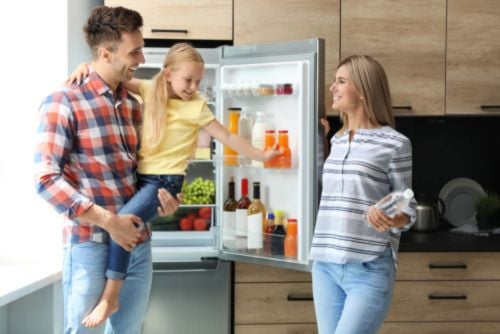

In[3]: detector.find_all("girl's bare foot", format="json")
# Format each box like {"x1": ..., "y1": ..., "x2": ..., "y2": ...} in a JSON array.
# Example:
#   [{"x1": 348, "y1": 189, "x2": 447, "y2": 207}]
[
  {"x1": 82, "y1": 298, "x2": 119, "y2": 327},
  {"x1": 82, "y1": 279, "x2": 123, "y2": 327}
]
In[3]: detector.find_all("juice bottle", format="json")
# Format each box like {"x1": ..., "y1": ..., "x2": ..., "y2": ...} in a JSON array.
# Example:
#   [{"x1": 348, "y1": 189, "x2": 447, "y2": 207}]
[
  {"x1": 284, "y1": 218, "x2": 298, "y2": 259},
  {"x1": 224, "y1": 108, "x2": 240, "y2": 166},
  {"x1": 263, "y1": 129, "x2": 278, "y2": 168},
  {"x1": 277, "y1": 130, "x2": 291, "y2": 168}
]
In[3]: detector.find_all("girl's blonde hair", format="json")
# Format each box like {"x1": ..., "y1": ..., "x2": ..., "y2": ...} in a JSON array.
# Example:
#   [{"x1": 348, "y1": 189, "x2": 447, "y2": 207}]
[
  {"x1": 141, "y1": 43, "x2": 204, "y2": 153},
  {"x1": 337, "y1": 55, "x2": 394, "y2": 133}
]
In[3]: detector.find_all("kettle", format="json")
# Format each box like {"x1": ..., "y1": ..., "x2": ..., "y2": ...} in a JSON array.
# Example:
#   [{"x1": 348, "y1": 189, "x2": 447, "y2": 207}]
[{"x1": 412, "y1": 195, "x2": 445, "y2": 232}]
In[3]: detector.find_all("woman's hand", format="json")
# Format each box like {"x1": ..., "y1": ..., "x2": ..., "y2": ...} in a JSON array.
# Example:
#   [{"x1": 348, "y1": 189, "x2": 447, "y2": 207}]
[
  {"x1": 262, "y1": 144, "x2": 281, "y2": 161},
  {"x1": 65, "y1": 62, "x2": 89, "y2": 85},
  {"x1": 366, "y1": 207, "x2": 410, "y2": 232},
  {"x1": 320, "y1": 118, "x2": 330, "y2": 137}
]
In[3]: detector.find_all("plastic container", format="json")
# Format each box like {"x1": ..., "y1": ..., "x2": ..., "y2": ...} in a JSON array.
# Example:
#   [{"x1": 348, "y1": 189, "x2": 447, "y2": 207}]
[
  {"x1": 284, "y1": 218, "x2": 297, "y2": 259},
  {"x1": 368, "y1": 189, "x2": 414, "y2": 219}
]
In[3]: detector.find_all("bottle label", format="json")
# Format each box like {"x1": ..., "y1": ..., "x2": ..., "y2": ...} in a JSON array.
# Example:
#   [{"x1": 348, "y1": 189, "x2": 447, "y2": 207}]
[
  {"x1": 247, "y1": 213, "x2": 263, "y2": 249},
  {"x1": 235, "y1": 209, "x2": 248, "y2": 236}
]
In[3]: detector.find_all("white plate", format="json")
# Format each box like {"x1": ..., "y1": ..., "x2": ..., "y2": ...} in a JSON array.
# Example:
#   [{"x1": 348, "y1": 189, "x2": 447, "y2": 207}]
[{"x1": 438, "y1": 177, "x2": 486, "y2": 227}]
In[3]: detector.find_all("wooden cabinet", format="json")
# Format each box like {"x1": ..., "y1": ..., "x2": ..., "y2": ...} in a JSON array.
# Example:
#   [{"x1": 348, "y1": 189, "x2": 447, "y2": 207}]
[
  {"x1": 381, "y1": 252, "x2": 500, "y2": 333},
  {"x1": 341, "y1": 0, "x2": 446, "y2": 116},
  {"x1": 234, "y1": 263, "x2": 317, "y2": 334},
  {"x1": 446, "y1": 0, "x2": 500, "y2": 115},
  {"x1": 104, "y1": 0, "x2": 232, "y2": 41},
  {"x1": 234, "y1": 0, "x2": 340, "y2": 115}
]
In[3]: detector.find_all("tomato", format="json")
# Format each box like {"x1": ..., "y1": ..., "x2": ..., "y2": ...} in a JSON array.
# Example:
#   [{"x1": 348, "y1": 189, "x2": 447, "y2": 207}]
[
  {"x1": 179, "y1": 217, "x2": 194, "y2": 231},
  {"x1": 193, "y1": 218, "x2": 208, "y2": 231},
  {"x1": 186, "y1": 212, "x2": 197, "y2": 220},
  {"x1": 198, "y1": 207, "x2": 212, "y2": 220}
]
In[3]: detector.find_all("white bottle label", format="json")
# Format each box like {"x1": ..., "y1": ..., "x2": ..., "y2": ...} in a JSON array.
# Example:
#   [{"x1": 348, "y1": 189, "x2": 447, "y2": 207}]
[
  {"x1": 235, "y1": 209, "x2": 248, "y2": 236},
  {"x1": 247, "y1": 213, "x2": 263, "y2": 249}
]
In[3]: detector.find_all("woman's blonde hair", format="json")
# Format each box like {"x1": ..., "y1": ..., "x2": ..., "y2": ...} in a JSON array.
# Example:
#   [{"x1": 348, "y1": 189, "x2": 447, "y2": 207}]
[
  {"x1": 337, "y1": 55, "x2": 394, "y2": 133},
  {"x1": 141, "y1": 43, "x2": 204, "y2": 153}
]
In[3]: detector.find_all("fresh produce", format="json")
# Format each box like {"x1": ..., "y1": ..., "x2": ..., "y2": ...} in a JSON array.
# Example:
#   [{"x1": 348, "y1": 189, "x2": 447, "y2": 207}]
[
  {"x1": 193, "y1": 218, "x2": 209, "y2": 231},
  {"x1": 198, "y1": 207, "x2": 212, "y2": 220},
  {"x1": 179, "y1": 217, "x2": 194, "y2": 231},
  {"x1": 180, "y1": 177, "x2": 215, "y2": 205}
]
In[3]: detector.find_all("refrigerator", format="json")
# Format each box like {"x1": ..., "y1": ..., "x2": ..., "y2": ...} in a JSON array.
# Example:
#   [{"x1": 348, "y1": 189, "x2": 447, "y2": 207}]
[{"x1": 136, "y1": 38, "x2": 325, "y2": 333}]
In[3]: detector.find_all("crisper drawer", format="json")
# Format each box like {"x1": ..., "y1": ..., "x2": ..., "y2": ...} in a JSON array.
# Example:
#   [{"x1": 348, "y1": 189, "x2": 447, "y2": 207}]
[
  {"x1": 235, "y1": 324, "x2": 317, "y2": 334},
  {"x1": 235, "y1": 262, "x2": 312, "y2": 283},
  {"x1": 380, "y1": 322, "x2": 500, "y2": 334},
  {"x1": 235, "y1": 282, "x2": 315, "y2": 324},
  {"x1": 386, "y1": 281, "x2": 500, "y2": 322},
  {"x1": 397, "y1": 252, "x2": 500, "y2": 280}
]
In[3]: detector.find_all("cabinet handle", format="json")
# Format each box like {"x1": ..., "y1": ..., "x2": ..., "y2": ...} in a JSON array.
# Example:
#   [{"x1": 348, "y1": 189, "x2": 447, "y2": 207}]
[
  {"x1": 428, "y1": 263, "x2": 467, "y2": 269},
  {"x1": 287, "y1": 293, "x2": 313, "y2": 301},
  {"x1": 428, "y1": 294, "x2": 467, "y2": 300},
  {"x1": 151, "y1": 29, "x2": 189, "y2": 34},
  {"x1": 480, "y1": 105, "x2": 500, "y2": 111},
  {"x1": 392, "y1": 106, "x2": 412, "y2": 112}
]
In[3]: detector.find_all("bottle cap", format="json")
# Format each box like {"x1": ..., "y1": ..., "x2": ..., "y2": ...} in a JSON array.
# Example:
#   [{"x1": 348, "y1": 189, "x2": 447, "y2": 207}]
[
  {"x1": 267, "y1": 213, "x2": 274, "y2": 219},
  {"x1": 403, "y1": 189, "x2": 414, "y2": 200},
  {"x1": 241, "y1": 178, "x2": 248, "y2": 195},
  {"x1": 274, "y1": 210, "x2": 284, "y2": 217},
  {"x1": 278, "y1": 130, "x2": 288, "y2": 134}
]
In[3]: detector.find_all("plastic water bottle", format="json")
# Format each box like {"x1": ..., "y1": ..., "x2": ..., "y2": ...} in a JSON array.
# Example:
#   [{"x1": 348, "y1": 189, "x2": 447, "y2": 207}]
[{"x1": 372, "y1": 189, "x2": 414, "y2": 218}]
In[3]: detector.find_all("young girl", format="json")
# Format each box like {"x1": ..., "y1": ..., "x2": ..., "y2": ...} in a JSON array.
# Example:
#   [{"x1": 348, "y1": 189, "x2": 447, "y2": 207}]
[{"x1": 70, "y1": 43, "x2": 279, "y2": 327}]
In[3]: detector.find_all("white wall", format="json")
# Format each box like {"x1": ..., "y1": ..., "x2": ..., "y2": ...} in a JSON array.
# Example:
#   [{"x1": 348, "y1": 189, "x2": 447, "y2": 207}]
[{"x1": 0, "y1": 0, "x2": 101, "y2": 263}]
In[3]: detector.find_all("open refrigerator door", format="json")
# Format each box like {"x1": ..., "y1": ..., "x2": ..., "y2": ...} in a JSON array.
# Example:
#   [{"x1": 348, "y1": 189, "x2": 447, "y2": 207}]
[{"x1": 215, "y1": 39, "x2": 325, "y2": 271}]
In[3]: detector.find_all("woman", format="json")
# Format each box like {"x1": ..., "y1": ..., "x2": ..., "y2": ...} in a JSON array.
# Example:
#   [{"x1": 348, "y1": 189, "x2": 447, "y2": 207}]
[{"x1": 310, "y1": 55, "x2": 416, "y2": 334}]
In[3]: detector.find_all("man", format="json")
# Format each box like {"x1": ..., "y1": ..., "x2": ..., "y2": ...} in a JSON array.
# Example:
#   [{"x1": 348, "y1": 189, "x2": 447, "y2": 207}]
[{"x1": 34, "y1": 6, "x2": 179, "y2": 333}]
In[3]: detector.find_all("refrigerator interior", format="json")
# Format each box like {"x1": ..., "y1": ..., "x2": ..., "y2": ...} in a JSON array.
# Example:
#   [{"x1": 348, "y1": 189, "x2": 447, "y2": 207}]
[{"x1": 216, "y1": 57, "x2": 315, "y2": 266}]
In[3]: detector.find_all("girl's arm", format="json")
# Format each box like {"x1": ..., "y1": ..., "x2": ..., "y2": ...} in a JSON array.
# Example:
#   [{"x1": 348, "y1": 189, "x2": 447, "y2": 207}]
[
  {"x1": 65, "y1": 62, "x2": 141, "y2": 94},
  {"x1": 203, "y1": 119, "x2": 280, "y2": 162}
]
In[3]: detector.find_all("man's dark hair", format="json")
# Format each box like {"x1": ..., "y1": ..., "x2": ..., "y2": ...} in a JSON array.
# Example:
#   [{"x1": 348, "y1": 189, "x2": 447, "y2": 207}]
[{"x1": 83, "y1": 6, "x2": 143, "y2": 56}]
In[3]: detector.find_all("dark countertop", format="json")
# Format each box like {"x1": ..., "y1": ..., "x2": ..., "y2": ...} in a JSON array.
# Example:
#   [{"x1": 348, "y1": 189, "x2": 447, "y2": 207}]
[{"x1": 400, "y1": 226, "x2": 500, "y2": 252}]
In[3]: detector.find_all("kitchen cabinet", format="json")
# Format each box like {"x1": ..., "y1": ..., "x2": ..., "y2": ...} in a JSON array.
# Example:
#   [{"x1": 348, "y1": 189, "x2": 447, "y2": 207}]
[
  {"x1": 104, "y1": 0, "x2": 232, "y2": 41},
  {"x1": 446, "y1": 0, "x2": 500, "y2": 115},
  {"x1": 381, "y1": 252, "x2": 500, "y2": 333},
  {"x1": 234, "y1": 262, "x2": 317, "y2": 334},
  {"x1": 234, "y1": 0, "x2": 340, "y2": 115},
  {"x1": 341, "y1": 0, "x2": 446, "y2": 116}
]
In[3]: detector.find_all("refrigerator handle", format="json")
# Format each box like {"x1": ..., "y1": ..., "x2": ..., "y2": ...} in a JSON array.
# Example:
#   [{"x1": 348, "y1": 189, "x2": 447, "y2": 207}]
[
  {"x1": 153, "y1": 257, "x2": 219, "y2": 273},
  {"x1": 287, "y1": 293, "x2": 314, "y2": 301}
]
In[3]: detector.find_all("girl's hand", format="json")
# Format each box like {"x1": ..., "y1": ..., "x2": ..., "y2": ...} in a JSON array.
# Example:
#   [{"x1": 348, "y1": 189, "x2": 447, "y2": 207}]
[
  {"x1": 262, "y1": 144, "x2": 281, "y2": 161},
  {"x1": 65, "y1": 62, "x2": 89, "y2": 85},
  {"x1": 366, "y1": 207, "x2": 410, "y2": 232}
]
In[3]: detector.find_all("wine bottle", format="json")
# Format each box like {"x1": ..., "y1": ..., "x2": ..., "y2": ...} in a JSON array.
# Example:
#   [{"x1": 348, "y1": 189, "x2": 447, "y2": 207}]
[
  {"x1": 247, "y1": 182, "x2": 266, "y2": 252},
  {"x1": 235, "y1": 178, "x2": 251, "y2": 249},
  {"x1": 222, "y1": 177, "x2": 238, "y2": 248}
]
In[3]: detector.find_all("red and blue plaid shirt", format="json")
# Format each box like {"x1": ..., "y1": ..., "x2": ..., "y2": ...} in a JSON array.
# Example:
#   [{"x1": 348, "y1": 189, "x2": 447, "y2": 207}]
[{"x1": 35, "y1": 67, "x2": 149, "y2": 246}]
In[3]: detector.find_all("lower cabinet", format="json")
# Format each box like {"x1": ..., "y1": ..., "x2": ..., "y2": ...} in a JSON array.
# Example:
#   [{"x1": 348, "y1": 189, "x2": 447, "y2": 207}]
[
  {"x1": 234, "y1": 263, "x2": 316, "y2": 334},
  {"x1": 381, "y1": 252, "x2": 500, "y2": 333},
  {"x1": 235, "y1": 253, "x2": 500, "y2": 333}
]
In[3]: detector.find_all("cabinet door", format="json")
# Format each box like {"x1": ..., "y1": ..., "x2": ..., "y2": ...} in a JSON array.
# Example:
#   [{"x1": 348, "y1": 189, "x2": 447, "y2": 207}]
[
  {"x1": 234, "y1": 0, "x2": 340, "y2": 115},
  {"x1": 105, "y1": 0, "x2": 232, "y2": 40},
  {"x1": 447, "y1": 0, "x2": 500, "y2": 114},
  {"x1": 341, "y1": 0, "x2": 446, "y2": 115}
]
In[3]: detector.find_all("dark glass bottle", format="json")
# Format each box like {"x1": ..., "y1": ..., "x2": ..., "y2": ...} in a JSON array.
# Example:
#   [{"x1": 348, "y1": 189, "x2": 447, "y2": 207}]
[{"x1": 271, "y1": 210, "x2": 286, "y2": 256}]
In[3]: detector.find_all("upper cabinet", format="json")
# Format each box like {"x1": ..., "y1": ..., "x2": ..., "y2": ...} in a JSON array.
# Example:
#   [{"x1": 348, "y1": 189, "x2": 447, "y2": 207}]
[
  {"x1": 234, "y1": 0, "x2": 340, "y2": 115},
  {"x1": 104, "y1": 0, "x2": 233, "y2": 41},
  {"x1": 447, "y1": 0, "x2": 500, "y2": 115},
  {"x1": 341, "y1": 0, "x2": 447, "y2": 116}
]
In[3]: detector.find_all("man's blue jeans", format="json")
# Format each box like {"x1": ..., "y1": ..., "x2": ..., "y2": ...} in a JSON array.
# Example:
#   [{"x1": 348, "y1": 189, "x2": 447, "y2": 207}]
[
  {"x1": 62, "y1": 240, "x2": 152, "y2": 333},
  {"x1": 312, "y1": 248, "x2": 395, "y2": 334},
  {"x1": 107, "y1": 174, "x2": 183, "y2": 280}
]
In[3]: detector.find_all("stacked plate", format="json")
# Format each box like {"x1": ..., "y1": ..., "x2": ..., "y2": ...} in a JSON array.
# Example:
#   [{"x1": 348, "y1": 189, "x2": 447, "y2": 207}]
[{"x1": 439, "y1": 177, "x2": 485, "y2": 227}]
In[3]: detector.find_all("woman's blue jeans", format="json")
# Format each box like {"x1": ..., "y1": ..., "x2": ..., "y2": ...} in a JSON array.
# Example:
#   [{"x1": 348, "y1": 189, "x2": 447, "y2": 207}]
[
  {"x1": 312, "y1": 248, "x2": 395, "y2": 334},
  {"x1": 107, "y1": 174, "x2": 183, "y2": 280}
]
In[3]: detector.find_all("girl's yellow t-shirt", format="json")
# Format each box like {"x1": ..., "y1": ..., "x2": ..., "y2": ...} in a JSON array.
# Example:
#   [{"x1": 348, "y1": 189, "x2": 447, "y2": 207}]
[{"x1": 137, "y1": 80, "x2": 215, "y2": 175}]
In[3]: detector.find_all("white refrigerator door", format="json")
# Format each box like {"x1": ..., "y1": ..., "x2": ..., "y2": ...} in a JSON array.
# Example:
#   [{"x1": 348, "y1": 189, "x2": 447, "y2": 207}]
[{"x1": 216, "y1": 39, "x2": 325, "y2": 272}]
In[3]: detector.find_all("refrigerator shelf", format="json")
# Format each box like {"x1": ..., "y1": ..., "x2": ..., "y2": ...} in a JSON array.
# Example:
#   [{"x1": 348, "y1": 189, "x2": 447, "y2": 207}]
[{"x1": 179, "y1": 204, "x2": 216, "y2": 208}]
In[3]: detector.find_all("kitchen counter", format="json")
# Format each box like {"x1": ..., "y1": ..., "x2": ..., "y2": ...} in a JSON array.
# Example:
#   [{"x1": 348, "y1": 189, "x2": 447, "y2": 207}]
[{"x1": 400, "y1": 227, "x2": 500, "y2": 252}]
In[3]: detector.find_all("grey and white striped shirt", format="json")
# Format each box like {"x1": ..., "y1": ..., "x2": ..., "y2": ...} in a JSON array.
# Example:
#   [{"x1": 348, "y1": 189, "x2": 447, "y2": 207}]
[{"x1": 310, "y1": 126, "x2": 416, "y2": 265}]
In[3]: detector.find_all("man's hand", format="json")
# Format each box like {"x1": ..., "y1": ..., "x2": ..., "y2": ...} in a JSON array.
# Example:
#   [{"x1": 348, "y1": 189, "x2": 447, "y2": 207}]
[
  {"x1": 366, "y1": 207, "x2": 410, "y2": 232},
  {"x1": 157, "y1": 188, "x2": 181, "y2": 217},
  {"x1": 107, "y1": 214, "x2": 144, "y2": 251}
]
